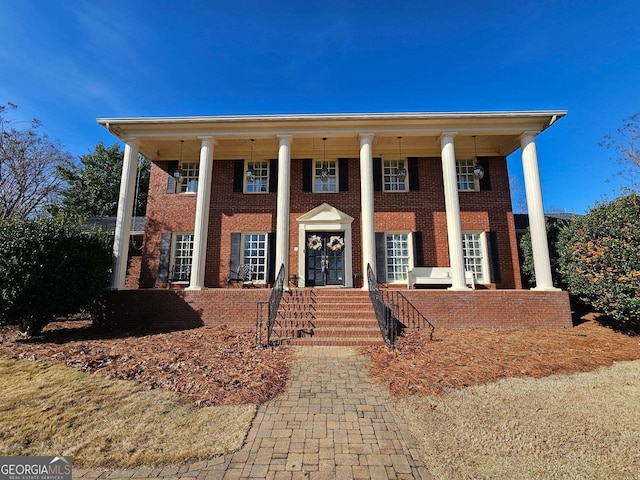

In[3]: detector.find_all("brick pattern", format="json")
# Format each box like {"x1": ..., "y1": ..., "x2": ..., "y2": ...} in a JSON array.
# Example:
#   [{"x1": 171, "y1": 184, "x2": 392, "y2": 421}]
[
  {"x1": 139, "y1": 156, "x2": 522, "y2": 289},
  {"x1": 272, "y1": 290, "x2": 382, "y2": 346},
  {"x1": 75, "y1": 347, "x2": 434, "y2": 479},
  {"x1": 105, "y1": 289, "x2": 572, "y2": 331}
]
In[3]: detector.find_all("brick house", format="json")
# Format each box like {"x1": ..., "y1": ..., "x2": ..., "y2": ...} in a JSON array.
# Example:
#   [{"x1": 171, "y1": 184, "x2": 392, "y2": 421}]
[{"x1": 99, "y1": 112, "x2": 572, "y2": 335}]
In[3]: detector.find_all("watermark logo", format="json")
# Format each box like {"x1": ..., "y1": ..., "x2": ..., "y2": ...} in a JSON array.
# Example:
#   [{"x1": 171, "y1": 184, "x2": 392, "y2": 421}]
[{"x1": 0, "y1": 456, "x2": 72, "y2": 480}]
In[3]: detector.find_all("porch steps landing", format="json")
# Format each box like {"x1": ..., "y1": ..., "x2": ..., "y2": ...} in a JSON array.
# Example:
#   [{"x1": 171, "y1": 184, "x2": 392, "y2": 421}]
[{"x1": 271, "y1": 289, "x2": 383, "y2": 346}]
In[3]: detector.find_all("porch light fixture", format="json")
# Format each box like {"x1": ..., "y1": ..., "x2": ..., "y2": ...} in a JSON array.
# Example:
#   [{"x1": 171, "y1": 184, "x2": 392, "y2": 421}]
[
  {"x1": 173, "y1": 140, "x2": 184, "y2": 179},
  {"x1": 246, "y1": 139, "x2": 256, "y2": 182},
  {"x1": 395, "y1": 136, "x2": 407, "y2": 181},
  {"x1": 472, "y1": 135, "x2": 485, "y2": 180},
  {"x1": 320, "y1": 137, "x2": 329, "y2": 181}
]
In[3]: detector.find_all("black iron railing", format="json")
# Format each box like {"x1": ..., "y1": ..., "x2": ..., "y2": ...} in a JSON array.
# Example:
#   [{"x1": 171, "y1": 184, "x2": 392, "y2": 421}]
[
  {"x1": 366, "y1": 264, "x2": 398, "y2": 348},
  {"x1": 381, "y1": 290, "x2": 434, "y2": 341},
  {"x1": 255, "y1": 264, "x2": 286, "y2": 347}
]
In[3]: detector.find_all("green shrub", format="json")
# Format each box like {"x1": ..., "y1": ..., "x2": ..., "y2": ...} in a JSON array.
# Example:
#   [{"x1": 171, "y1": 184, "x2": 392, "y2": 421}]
[
  {"x1": 0, "y1": 216, "x2": 112, "y2": 336},
  {"x1": 520, "y1": 219, "x2": 568, "y2": 289},
  {"x1": 558, "y1": 194, "x2": 640, "y2": 330}
]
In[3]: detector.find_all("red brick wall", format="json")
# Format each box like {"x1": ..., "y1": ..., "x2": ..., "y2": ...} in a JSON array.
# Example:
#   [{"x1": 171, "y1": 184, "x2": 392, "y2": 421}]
[
  {"x1": 140, "y1": 156, "x2": 522, "y2": 289},
  {"x1": 104, "y1": 289, "x2": 572, "y2": 330},
  {"x1": 401, "y1": 290, "x2": 571, "y2": 328},
  {"x1": 105, "y1": 289, "x2": 270, "y2": 330}
]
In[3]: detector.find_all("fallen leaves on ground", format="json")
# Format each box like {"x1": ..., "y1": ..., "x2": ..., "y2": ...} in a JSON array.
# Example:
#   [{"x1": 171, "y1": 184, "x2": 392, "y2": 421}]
[
  {"x1": 362, "y1": 320, "x2": 640, "y2": 397},
  {"x1": 0, "y1": 321, "x2": 291, "y2": 406}
]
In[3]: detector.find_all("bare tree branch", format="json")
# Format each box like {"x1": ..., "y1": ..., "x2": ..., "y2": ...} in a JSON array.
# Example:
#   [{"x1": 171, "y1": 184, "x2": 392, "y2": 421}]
[{"x1": 0, "y1": 103, "x2": 72, "y2": 219}]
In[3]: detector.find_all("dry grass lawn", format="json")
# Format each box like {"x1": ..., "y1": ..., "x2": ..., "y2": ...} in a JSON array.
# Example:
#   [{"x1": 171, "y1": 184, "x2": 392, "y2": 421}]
[
  {"x1": 399, "y1": 360, "x2": 640, "y2": 479},
  {"x1": 363, "y1": 320, "x2": 640, "y2": 479},
  {"x1": 0, "y1": 359, "x2": 255, "y2": 468}
]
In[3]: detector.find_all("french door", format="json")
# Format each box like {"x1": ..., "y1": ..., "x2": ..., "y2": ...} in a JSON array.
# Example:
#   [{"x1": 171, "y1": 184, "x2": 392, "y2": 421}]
[{"x1": 305, "y1": 232, "x2": 345, "y2": 286}]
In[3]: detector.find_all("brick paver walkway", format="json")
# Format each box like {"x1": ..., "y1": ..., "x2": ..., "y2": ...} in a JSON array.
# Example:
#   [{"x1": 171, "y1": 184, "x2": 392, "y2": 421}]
[{"x1": 75, "y1": 347, "x2": 432, "y2": 479}]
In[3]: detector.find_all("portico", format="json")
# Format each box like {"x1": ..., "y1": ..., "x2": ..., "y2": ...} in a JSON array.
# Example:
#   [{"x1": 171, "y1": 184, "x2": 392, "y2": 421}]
[{"x1": 101, "y1": 111, "x2": 564, "y2": 293}]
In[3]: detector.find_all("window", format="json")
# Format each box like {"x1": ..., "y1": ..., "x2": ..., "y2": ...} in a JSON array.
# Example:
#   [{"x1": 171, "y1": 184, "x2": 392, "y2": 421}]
[
  {"x1": 171, "y1": 233, "x2": 194, "y2": 281},
  {"x1": 456, "y1": 159, "x2": 479, "y2": 191},
  {"x1": 242, "y1": 233, "x2": 267, "y2": 282},
  {"x1": 245, "y1": 161, "x2": 269, "y2": 193},
  {"x1": 313, "y1": 160, "x2": 338, "y2": 192},
  {"x1": 385, "y1": 233, "x2": 410, "y2": 282},
  {"x1": 179, "y1": 162, "x2": 199, "y2": 193},
  {"x1": 383, "y1": 159, "x2": 408, "y2": 192},
  {"x1": 462, "y1": 232, "x2": 487, "y2": 282}
]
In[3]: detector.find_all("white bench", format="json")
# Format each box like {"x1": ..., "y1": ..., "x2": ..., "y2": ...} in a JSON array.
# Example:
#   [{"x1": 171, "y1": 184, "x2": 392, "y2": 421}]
[{"x1": 407, "y1": 267, "x2": 476, "y2": 289}]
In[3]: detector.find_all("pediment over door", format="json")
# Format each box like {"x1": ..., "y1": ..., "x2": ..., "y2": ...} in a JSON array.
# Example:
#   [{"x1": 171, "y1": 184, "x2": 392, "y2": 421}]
[{"x1": 296, "y1": 203, "x2": 354, "y2": 225}]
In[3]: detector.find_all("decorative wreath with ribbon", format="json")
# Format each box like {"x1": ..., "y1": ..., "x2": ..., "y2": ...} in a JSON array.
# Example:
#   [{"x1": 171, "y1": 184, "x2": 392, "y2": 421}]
[
  {"x1": 327, "y1": 235, "x2": 345, "y2": 251},
  {"x1": 307, "y1": 235, "x2": 323, "y2": 251}
]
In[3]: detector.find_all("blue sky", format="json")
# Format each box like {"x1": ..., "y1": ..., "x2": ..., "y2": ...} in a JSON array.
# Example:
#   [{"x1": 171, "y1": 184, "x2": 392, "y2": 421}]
[{"x1": 1, "y1": 0, "x2": 639, "y2": 213}]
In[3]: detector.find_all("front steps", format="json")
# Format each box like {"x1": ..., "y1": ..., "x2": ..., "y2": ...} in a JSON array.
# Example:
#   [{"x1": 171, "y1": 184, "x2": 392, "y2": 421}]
[{"x1": 269, "y1": 289, "x2": 383, "y2": 346}]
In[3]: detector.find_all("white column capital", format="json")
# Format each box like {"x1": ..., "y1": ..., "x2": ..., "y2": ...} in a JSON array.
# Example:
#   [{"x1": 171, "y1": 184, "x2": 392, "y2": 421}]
[
  {"x1": 121, "y1": 136, "x2": 137, "y2": 144},
  {"x1": 197, "y1": 135, "x2": 215, "y2": 143},
  {"x1": 359, "y1": 133, "x2": 375, "y2": 142},
  {"x1": 520, "y1": 131, "x2": 541, "y2": 142},
  {"x1": 439, "y1": 132, "x2": 458, "y2": 143},
  {"x1": 277, "y1": 134, "x2": 293, "y2": 143}
]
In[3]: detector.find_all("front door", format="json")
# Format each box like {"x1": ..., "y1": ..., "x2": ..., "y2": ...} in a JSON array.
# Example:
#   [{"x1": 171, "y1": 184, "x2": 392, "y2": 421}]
[{"x1": 305, "y1": 232, "x2": 345, "y2": 286}]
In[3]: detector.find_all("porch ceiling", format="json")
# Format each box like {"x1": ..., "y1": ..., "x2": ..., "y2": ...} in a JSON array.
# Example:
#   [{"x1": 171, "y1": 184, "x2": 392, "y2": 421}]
[{"x1": 97, "y1": 111, "x2": 566, "y2": 162}]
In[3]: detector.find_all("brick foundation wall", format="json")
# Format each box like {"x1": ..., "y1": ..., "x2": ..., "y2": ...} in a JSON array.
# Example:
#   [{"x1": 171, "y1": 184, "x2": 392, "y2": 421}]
[
  {"x1": 401, "y1": 290, "x2": 572, "y2": 328},
  {"x1": 105, "y1": 289, "x2": 270, "y2": 330},
  {"x1": 140, "y1": 156, "x2": 522, "y2": 289},
  {"x1": 105, "y1": 288, "x2": 572, "y2": 331}
]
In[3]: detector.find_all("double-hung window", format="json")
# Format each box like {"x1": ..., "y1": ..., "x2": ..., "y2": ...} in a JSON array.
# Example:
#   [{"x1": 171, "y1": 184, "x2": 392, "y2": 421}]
[
  {"x1": 242, "y1": 233, "x2": 267, "y2": 282},
  {"x1": 462, "y1": 232, "x2": 488, "y2": 283},
  {"x1": 383, "y1": 159, "x2": 408, "y2": 192},
  {"x1": 245, "y1": 161, "x2": 269, "y2": 193},
  {"x1": 179, "y1": 162, "x2": 199, "y2": 193},
  {"x1": 385, "y1": 232, "x2": 411, "y2": 282},
  {"x1": 456, "y1": 159, "x2": 479, "y2": 191},
  {"x1": 171, "y1": 233, "x2": 194, "y2": 281},
  {"x1": 313, "y1": 160, "x2": 337, "y2": 192}
]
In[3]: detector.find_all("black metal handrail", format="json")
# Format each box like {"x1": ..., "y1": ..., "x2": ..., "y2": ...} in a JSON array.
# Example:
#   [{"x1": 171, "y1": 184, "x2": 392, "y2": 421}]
[
  {"x1": 266, "y1": 264, "x2": 286, "y2": 344},
  {"x1": 381, "y1": 290, "x2": 435, "y2": 341},
  {"x1": 366, "y1": 264, "x2": 398, "y2": 348},
  {"x1": 255, "y1": 264, "x2": 286, "y2": 347}
]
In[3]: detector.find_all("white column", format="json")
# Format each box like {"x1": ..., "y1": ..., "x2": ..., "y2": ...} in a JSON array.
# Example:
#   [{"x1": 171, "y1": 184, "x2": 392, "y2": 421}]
[
  {"x1": 359, "y1": 134, "x2": 376, "y2": 289},
  {"x1": 521, "y1": 132, "x2": 558, "y2": 291},
  {"x1": 440, "y1": 133, "x2": 470, "y2": 290},
  {"x1": 275, "y1": 135, "x2": 292, "y2": 285},
  {"x1": 187, "y1": 137, "x2": 214, "y2": 290},
  {"x1": 110, "y1": 139, "x2": 139, "y2": 290}
]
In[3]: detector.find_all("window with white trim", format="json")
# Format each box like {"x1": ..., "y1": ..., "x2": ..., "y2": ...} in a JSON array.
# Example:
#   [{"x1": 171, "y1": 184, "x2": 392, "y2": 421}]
[
  {"x1": 242, "y1": 233, "x2": 267, "y2": 282},
  {"x1": 462, "y1": 232, "x2": 488, "y2": 282},
  {"x1": 245, "y1": 160, "x2": 269, "y2": 193},
  {"x1": 171, "y1": 233, "x2": 194, "y2": 281},
  {"x1": 313, "y1": 160, "x2": 337, "y2": 192},
  {"x1": 179, "y1": 162, "x2": 199, "y2": 193},
  {"x1": 456, "y1": 159, "x2": 479, "y2": 191},
  {"x1": 383, "y1": 159, "x2": 408, "y2": 192},
  {"x1": 385, "y1": 232, "x2": 411, "y2": 282}
]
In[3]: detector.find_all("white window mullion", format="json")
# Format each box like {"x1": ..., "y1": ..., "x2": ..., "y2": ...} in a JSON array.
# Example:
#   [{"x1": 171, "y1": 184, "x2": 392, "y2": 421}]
[
  {"x1": 242, "y1": 233, "x2": 268, "y2": 282},
  {"x1": 171, "y1": 232, "x2": 194, "y2": 281}
]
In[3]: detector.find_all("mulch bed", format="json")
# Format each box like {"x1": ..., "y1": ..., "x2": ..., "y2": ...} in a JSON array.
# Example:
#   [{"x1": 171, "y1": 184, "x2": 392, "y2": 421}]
[
  {"x1": 0, "y1": 321, "x2": 291, "y2": 406},
  {"x1": 362, "y1": 320, "x2": 640, "y2": 397}
]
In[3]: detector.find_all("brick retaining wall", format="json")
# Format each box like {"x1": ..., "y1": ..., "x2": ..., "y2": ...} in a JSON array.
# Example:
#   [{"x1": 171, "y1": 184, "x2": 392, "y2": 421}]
[{"x1": 105, "y1": 288, "x2": 572, "y2": 331}]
